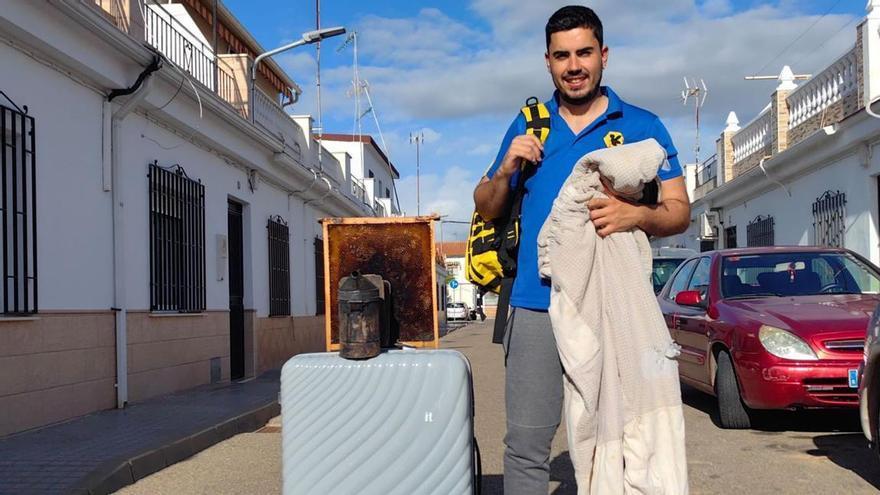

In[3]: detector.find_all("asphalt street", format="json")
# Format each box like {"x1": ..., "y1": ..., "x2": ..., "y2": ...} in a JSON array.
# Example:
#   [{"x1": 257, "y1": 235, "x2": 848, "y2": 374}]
[{"x1": 117, "y1": 320, "x2": 880, "y2": 494}]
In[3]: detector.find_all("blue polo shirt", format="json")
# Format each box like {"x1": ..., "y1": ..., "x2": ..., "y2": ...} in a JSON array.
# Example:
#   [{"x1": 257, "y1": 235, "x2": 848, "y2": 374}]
[{"x1": 486, "y1": 86, "x2": 683, "y2": 311}]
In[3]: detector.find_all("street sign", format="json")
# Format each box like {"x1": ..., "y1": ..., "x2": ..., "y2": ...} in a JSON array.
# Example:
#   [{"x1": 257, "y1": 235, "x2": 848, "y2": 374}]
[{"x1": 449, "y1": 279, "x2": 459, "y2": 289}]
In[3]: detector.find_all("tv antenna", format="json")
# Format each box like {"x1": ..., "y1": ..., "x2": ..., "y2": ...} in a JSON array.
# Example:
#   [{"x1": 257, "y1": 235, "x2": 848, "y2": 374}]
[
  {"x1": 681, "y1": 77, "x2": 708, "y2": 167},
  {"x1": 337, "y1": 32, "x2": 364, "y2": 140},
  {"x1": 338, "y1": 32, "x2": 401, "y2": 215}
]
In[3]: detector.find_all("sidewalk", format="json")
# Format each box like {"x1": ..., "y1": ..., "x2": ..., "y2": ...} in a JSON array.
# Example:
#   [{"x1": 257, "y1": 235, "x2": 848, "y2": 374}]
[{"x1": 0, "y1": 371, "x2": 281, "y2": 495}]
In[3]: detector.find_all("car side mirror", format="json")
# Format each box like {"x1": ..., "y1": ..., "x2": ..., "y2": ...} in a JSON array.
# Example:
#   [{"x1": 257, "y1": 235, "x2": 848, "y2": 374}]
[{"x1": 675, "y1": 290, "x2": 705, "y2": 308}]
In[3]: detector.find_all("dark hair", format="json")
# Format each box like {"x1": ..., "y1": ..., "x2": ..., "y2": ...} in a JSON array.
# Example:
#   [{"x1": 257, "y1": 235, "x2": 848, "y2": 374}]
[{"x1": 545, "y1": 6, "x2": 604, "y2": 49}]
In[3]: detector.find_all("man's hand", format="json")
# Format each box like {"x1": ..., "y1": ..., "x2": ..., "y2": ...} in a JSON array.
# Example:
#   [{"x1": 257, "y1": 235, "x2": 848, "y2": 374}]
[
  {"x1": 495, "y1": 134, "x2": 544, "y2": 179},
  {"x1": 474, "y1": 134, "x2": 544, "y2": 220},
  {"x1": 587, "y1": 176, "x2": 691, "y2": 238},
  {"x1": 588, "y1": 193, "x2": 643, "y2": 238}
]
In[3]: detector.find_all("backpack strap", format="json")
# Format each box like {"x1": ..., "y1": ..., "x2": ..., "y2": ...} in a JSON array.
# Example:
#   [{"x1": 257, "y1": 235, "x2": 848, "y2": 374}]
[
  {"x1": 492, "y1": 97, "x2": 551, "y2": 344},
  {"x1": 520, "y1": 96, "x2": 551, "y2": 145},
  {"x1": 508, "y1": 97, "x2": 551, "y2": 219}
]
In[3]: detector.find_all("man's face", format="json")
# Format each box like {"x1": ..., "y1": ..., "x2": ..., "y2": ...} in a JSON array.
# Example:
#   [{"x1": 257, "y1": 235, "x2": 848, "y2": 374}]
[{"x1": 545, "y1": 27, "x2": 608, "y2": 106}]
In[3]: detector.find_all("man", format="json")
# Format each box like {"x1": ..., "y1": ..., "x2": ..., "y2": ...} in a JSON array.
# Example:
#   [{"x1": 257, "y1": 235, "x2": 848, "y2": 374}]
[{"x1": 472, "y1": 6, "x2": 690, "y2": 493}]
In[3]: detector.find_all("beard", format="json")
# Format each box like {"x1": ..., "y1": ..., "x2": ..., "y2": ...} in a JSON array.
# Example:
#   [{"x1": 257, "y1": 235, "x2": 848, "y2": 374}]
[{"x1": 556, "y1": 70, "x2": 603, "y2": 106}]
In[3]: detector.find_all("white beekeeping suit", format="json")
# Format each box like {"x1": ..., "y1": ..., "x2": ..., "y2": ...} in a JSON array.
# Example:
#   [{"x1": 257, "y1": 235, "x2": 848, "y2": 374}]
[{"x1": 537, "y1": 139, "x2": 689, "y2": 494}]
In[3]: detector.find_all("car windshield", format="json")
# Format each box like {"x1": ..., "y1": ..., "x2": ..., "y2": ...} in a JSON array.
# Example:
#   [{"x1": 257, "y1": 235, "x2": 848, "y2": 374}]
[
  {"x1": 652, "y1": 258, "x2": 686, "y2": 292},
  {"x1": 448, "y1": 303, "x2": 464, "y2": 308},
  {"x1": 721, "y1": 251, "x2": 880, "y2": 299}
]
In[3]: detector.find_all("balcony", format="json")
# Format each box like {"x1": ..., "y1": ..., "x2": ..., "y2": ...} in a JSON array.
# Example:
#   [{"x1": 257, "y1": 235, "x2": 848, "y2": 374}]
[
  {"x1": 91, "y1": 1, "x2": 372, "y2": 215},
  {"x1": 143, "y1": 4, "x2": 246, "y2": 118},
  {"x1": 721, "y1": 35, "x2": 865, "y2": 184},
  {"x1": 253, "y1": 88, "x2": 300, "y2": 144},
  {"x1": 93, "y1": 0, "x2": 129, "y2": 31},
  {"x1": 351, "y1": 176, "x2": 367, "y2": 204},
  {"x1": 787, "y1": 46, "x2": 860, "y2": 147},
  {"x1": 693, "y1": 154, "x2": 717, "y2": 200},
  {"x1": 731, "y1": 108, "x2": 771, "y2": 177}
]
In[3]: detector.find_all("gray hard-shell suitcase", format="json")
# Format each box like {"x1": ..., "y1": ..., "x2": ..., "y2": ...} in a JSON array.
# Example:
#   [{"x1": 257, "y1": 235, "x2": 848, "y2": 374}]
[{"x1": 280, "y1": 349, "x2": 480, "y2": 495}]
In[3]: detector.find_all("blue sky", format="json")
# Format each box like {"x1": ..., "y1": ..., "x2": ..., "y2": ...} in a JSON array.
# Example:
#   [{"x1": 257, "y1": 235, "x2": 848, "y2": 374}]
[{"x1": 225, "y1": 0, "x2": 865, "y2": 239}]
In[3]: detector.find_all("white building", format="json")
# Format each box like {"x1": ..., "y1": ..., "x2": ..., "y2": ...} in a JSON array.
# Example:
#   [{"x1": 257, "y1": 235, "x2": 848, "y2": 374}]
[
  {"x1": 0, "y1": 0, "x2": 390, "y2": 436},
  {"x1": 318, "y1": 133, "x2": 401, "y2": 217},
  {"x1": 437, "y1": 241, "x2": 499, "y2": 317},
  {"x1": 655, "y1": 2, "x2": 880, "y2": 269}
]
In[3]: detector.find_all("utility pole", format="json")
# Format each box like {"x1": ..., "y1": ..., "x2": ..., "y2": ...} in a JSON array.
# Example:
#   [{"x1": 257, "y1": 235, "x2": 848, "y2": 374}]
[
  {"x1": 410, "y1": 131, "x2": 424, "y2": 216},
  {"x1": 681, "y1": 77, "x2": 708, "y2": 167}
]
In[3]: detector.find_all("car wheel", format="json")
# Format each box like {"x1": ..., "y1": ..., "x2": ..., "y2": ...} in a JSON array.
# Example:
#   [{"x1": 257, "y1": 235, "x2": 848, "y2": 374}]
[{"x1": 715, "y1": 351, "x2": 752, "y2": 429}]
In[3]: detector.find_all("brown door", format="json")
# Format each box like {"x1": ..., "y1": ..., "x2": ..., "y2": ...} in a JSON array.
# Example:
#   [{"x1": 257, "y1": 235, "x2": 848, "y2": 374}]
[{"x1": 228, "y1": 200, "x2": 245, "y2": 380}]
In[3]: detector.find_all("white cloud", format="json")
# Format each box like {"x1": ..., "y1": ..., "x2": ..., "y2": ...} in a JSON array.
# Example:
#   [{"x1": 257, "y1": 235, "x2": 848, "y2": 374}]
[
  {"x1": 357, "y1": 9, "x2": 490, "y2": 67},
  {"x1": 347, "y1": 2, "x2": 858, "y2": 159},
  {"x1": 395, "y1": 165, "x2": 480, "y2": 240},
  {"x1": 419, "y1": 127, "x2": 442, "y2": 144},
  {"x1": 701, "y1": 0, "x2": 733, "y2": 17},
  {"x1": 467, "y1": 143, "x2": 496, "y2": 156}
]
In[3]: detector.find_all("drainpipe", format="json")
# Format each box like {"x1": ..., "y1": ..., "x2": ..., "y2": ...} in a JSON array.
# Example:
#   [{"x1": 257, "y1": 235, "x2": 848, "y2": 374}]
[
  {"x1": 757, "y1": 155, "x2": 791, "y2": 197},
  {"x1": 302, "y1": 176, "x2": 332, "y2": 314},
  {"x1": 105, "y1": 57, "x2": 161, "y2": 409},
  {"x1": 304, "y1": 176, "x2": 333, "y2": 207},
  {"x1": 288, "y1": 168, "x2": 318, "y2": 212},
  {"x1": 291, "y1": 168, "x2": 319, "y2": 197}
]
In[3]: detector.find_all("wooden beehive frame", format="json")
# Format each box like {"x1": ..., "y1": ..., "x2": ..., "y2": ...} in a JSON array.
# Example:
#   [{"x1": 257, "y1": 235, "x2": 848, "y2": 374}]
[{"x1": 321, "y1": 216, "x2": 440, "y2": 351}]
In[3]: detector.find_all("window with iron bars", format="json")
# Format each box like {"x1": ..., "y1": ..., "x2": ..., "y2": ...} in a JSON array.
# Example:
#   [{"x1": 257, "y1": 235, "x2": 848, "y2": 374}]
[
  {"x1": 268, "y1": 216, "x2": 290, "y2": 316},
  {"x1": 725, "y1": 226, "x2": 737, "y2": 249},
  {"x1": 812, "y1": 190, "x2": 846, "y2": 248},
  {"x1": 0, "y1": 100, "x2": 37, "y2": 314},
  {"x1": 148, "y1": 163, "x2": 205, "y2": 312},
  {"x1": 314, "y1": 237, "x2": 325, "y2": 315},
  {"x1": 747, "y1": 215, "x2": 774, "y2": 247}
]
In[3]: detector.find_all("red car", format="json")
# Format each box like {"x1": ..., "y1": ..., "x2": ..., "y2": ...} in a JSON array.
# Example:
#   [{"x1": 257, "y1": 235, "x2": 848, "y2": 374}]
[{"x1": 657, "y1": 246, "x2": 880, "y2": 429}]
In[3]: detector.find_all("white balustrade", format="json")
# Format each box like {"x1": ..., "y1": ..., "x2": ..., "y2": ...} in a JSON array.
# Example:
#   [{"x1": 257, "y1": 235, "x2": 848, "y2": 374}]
[
  {"x1": 732, "y1": 109, "x2": 771, "y2": 164},
  {"x1": 787, "y1": 46, "x2": 858, "y2": 129}
]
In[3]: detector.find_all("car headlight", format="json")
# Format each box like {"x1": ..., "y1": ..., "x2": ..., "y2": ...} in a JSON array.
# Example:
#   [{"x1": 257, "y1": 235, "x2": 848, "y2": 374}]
[{"x1": 758, "y1": 325, "x2": 818, "y2": 361}]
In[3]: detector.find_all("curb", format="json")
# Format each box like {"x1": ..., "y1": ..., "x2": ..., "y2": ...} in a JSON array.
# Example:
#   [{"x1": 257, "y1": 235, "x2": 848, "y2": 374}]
[{"x1": 71, "y1": 401, "x2": 280, "y2": 495}]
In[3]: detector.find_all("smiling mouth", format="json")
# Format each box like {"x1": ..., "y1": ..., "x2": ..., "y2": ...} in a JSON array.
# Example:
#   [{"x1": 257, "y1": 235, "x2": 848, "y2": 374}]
[{"x1": 564, "y1": 75, "x2": 588, "y2": 88}]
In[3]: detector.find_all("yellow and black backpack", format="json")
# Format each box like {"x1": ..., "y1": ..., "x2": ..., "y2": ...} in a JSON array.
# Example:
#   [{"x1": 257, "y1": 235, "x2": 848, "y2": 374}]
[{"x1": 466, "y1": 97, "x2": 550, "y2": 343}]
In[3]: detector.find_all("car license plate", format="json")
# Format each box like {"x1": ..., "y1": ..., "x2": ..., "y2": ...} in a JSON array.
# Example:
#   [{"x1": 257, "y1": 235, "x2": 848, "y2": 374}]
[{"x1": 849, "y1": 369, "x2": 859, "y2": 388}]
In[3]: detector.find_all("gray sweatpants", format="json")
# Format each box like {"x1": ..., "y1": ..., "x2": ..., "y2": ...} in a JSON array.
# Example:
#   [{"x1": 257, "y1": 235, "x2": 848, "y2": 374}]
[{"x1": 503, "y1": 307, "x2": 564, "y2": 494}]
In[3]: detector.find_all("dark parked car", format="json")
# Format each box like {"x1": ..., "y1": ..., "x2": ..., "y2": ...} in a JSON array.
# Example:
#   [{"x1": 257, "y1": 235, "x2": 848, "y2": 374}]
[
  {"x1": 652, "y1": 247, "x2": 697, "y2": 294},
  {"x1": 860, "y1": 302, "x2": 880, "y2": 455},
  {"x1": 658, "y1": 247, "x2": 880, "y2": 429}
]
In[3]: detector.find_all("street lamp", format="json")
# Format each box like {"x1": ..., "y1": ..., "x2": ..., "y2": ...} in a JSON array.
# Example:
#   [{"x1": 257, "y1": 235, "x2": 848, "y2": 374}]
[{"x1": 250, "y1": 26, "x2": 347, "y2": 122}]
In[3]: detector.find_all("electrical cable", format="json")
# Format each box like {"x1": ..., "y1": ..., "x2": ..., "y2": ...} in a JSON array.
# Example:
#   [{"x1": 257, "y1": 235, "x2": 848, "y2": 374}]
[
  {"x1": 791, "y1": 15, "x2": 859, "y2": 70},
  {"x1": 751, "y1": 0, "x2": 843, "y2": 77},
  {"x1": 155, "y1": 71, "x2": 185, "y2": 110}
]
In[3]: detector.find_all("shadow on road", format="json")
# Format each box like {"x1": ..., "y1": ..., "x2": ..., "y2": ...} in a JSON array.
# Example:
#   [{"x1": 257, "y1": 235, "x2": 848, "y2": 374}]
[
  {"x1": 550, "y1": 451, "x2": 577, "y2": 494},
  {"x1": 681, "y1": 383, "x2": 864, "y2": 433},
  {"x1": 439, "y1": 320, "x2": 473, "y2": 338},
  {"x1": 680, "y1": 384, "x2": 722, "y2": 427},
  {"x1": 479, "y1": 451, "x2": 577, "y2": 494},
  {"x1": 810, "y1": 434, "x2": 880, "y2": 490},
  {"x1": 681, "y1": 381, "x2": 880, "y2": 488}
]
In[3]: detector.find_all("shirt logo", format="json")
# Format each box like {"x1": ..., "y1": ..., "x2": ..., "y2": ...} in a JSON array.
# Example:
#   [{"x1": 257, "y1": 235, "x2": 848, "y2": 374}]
[{"x1": 604, "y1": 131, "x2": 624, "y2": 148}]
